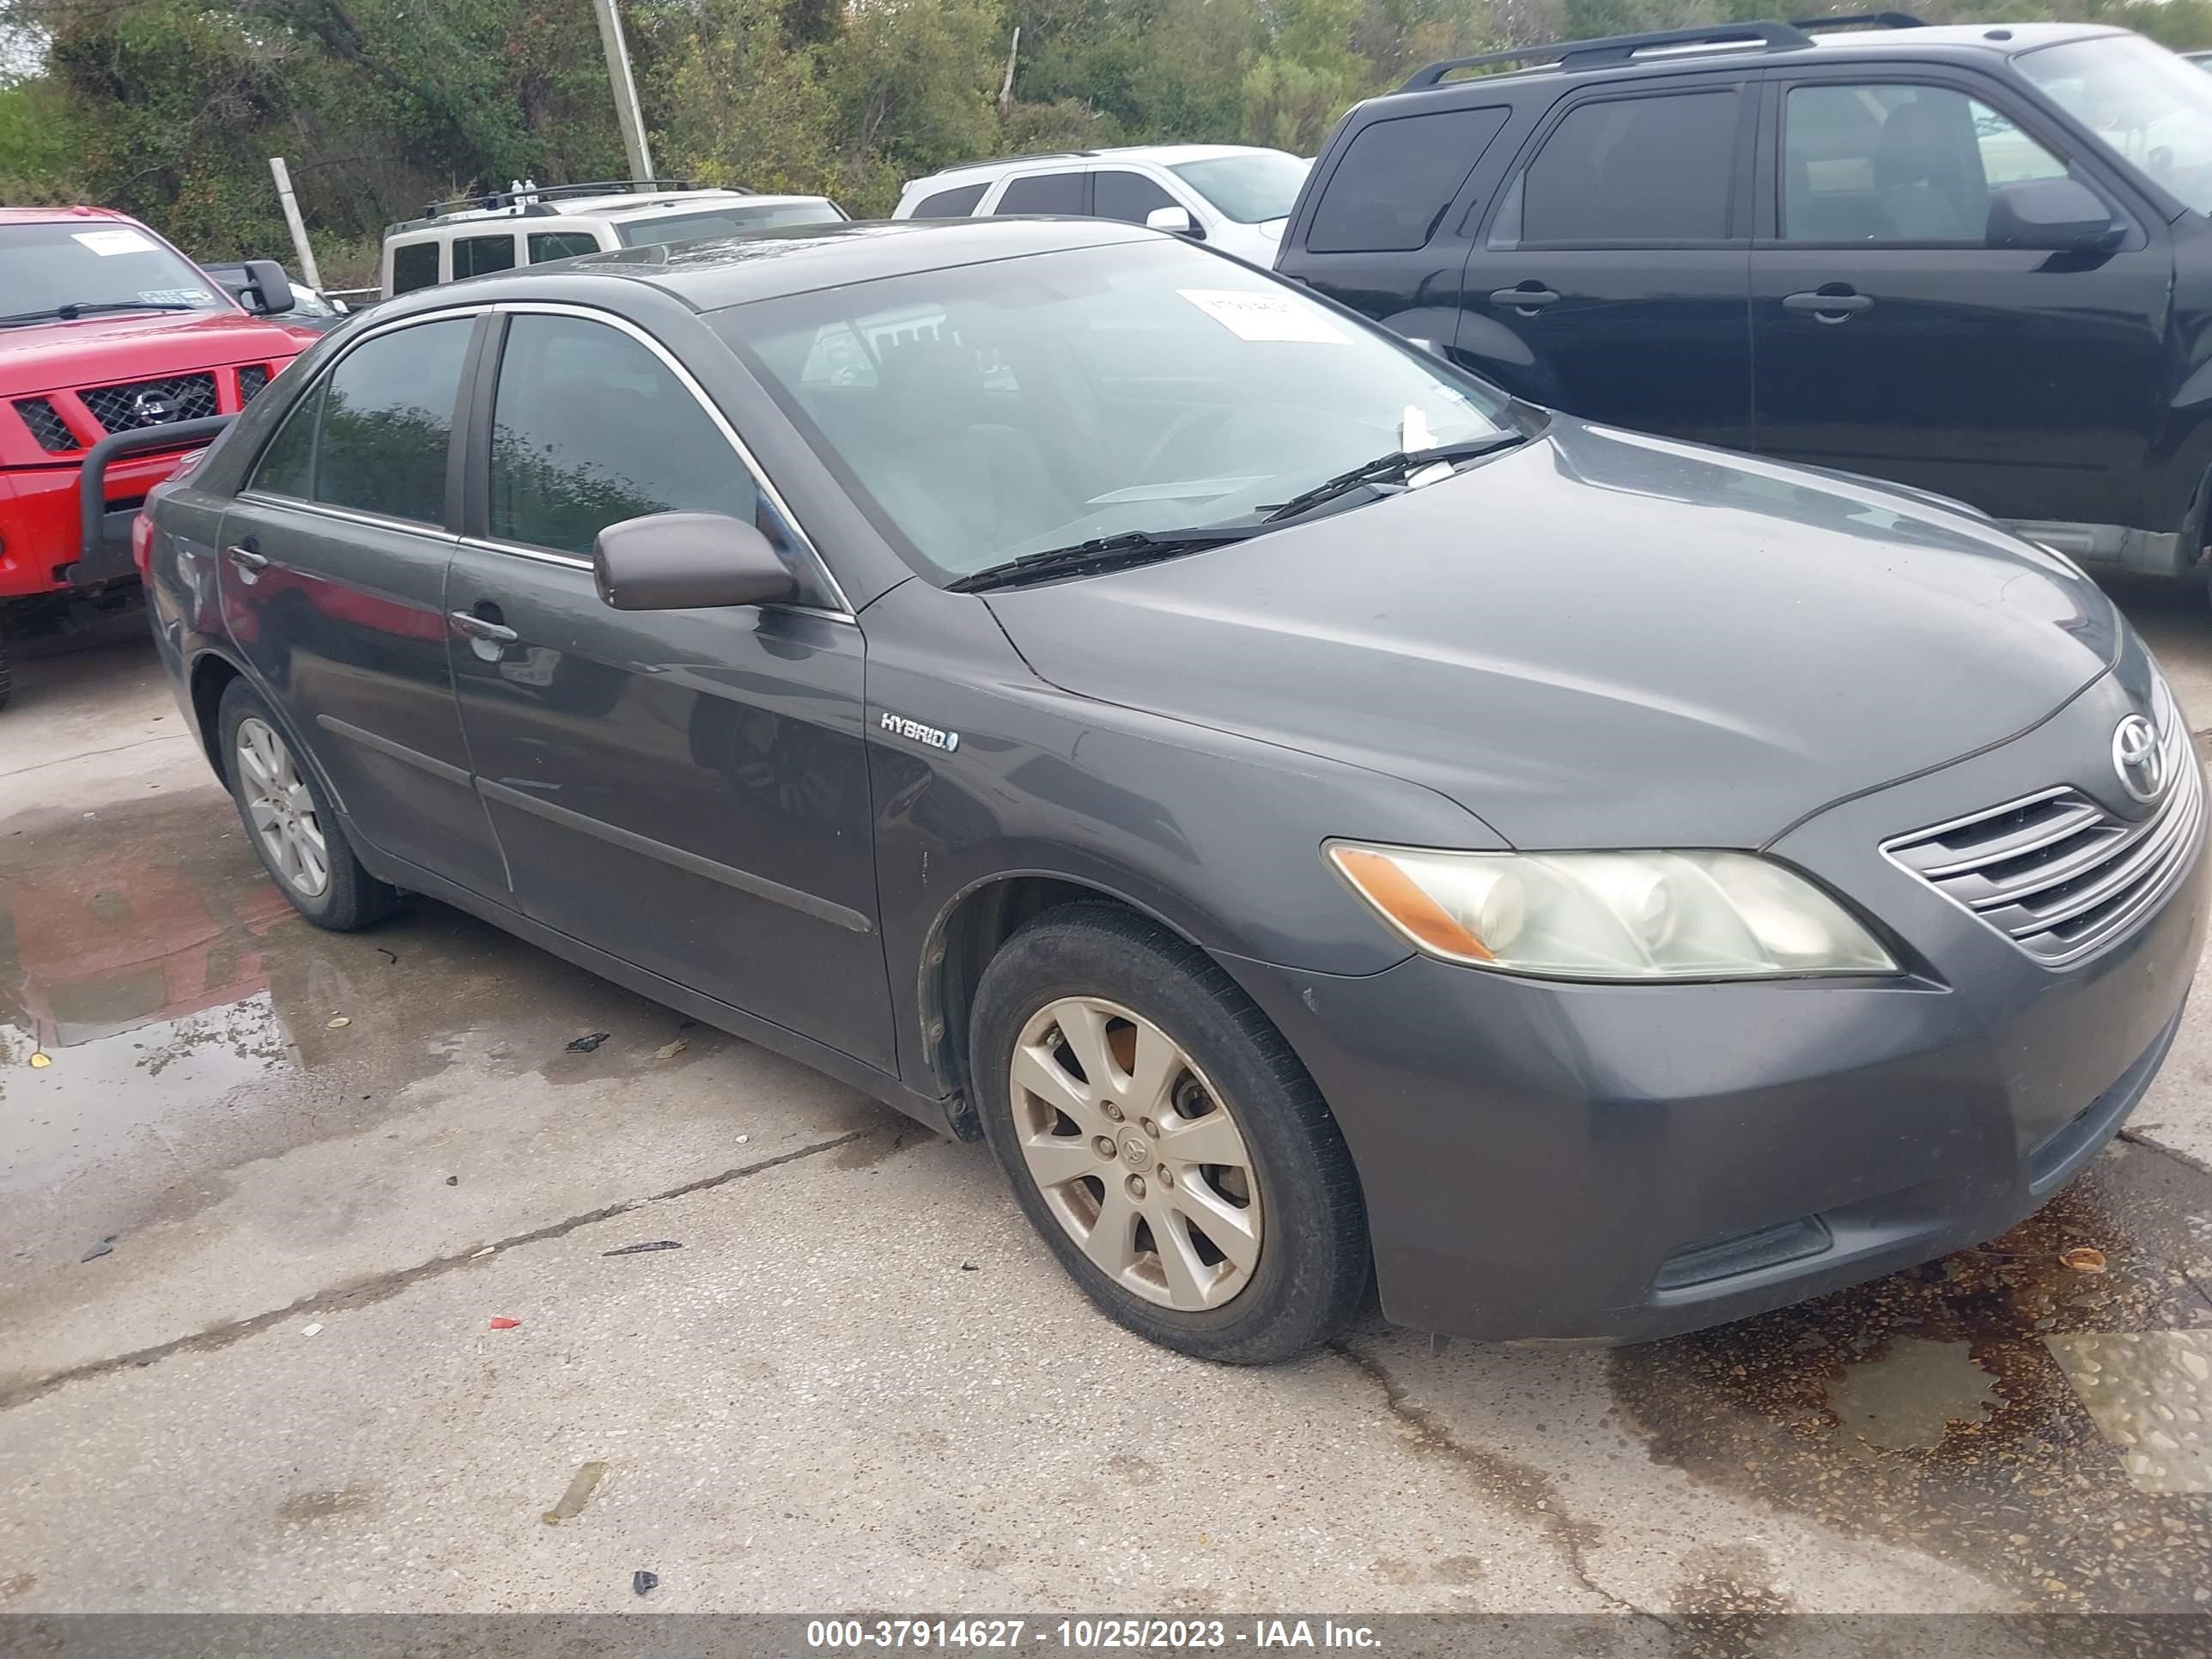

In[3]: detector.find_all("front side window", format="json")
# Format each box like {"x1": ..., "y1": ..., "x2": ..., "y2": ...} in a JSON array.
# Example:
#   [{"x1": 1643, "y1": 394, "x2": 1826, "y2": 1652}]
[
  {"x1": 722, "y1": 240, "x2": 1514, "y2": 580},
  {"x1": 0, "y1": 221, "x2": 230, "y2": 324},
  {"x1": 994, "y1": 173, "x2": 1085, "y2": 215},
  {"x1": 314, "y1": 318, "x2": 473, "y2": 525},
  {"x1": 1505, "y1": 90, "x2": 1739, "y2": 246},
  {"x1": 1093, "y1": 170, "x2": 1181, "y2": 225},
  {"x1": 390, "y1": 241, "x2": 440, "y2": 295},
  {"x1": 1784, "y1": 83, "x2": 2069, "y2": 243},
  {"x1": 613, "y1": 201, "x2": 846, "y2": 248},
  {"x1": 454, "y1": 234, "x2": 518, "y2": 278},
  {"x1": 489, "y1": 313, "x2": 767, "y2": 559},
  {"x1": 1167, "y1": 151, "x2": 1310, "y2": 223},
  {"x1": 529, "y1": 230, "x2": 604, "y2": 264},
  {"x1": 2019, "y1": 33, "x2": 2212, "y2": 216},
  {"x1": 910, "y1": 182, "x2": 988, "y2": 218},
  {"x1": 1308, "y1": 106, "x2": 1510, "y2": 252}
]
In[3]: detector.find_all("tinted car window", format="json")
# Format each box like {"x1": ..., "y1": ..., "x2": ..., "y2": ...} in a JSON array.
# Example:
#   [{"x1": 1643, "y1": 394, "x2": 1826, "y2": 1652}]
[
  {"x1": 995, "y1": 173, "x2": 1085, "y2": 215},
  {"x1": 1309, "y1": 106, "x2": 1510, "y2": 252},
  {"x1": 454, "y1": 234, "x2": 518, "y2": 277},
  {"x1": 529, "y1": 230, "x2": 604, "y2": 263},
  {"x1": 314, "y1": 318, "x2": 472, "y2": 525},
  {"x1": 489, "y1": 313, "x2": 762, "y2": 557},
  {"x1": 1093, "y1": 170, "x2": 1180, "y2": 225},
  {"x1": 909, "y1": 182, "x2": 988, "y2": 217},
  {"x1": 1516, "y1": 91, "x2": 1738, "y2": 244},
  {"x1": 1784, "y1": 84, "x2": 2069, "y2": 243},
  {"x1": 248, "y1": 382, "x2": 322, "y2": 498},
  {"x1": 390, "y1": 241, "x2": 439, "y2": 295}
]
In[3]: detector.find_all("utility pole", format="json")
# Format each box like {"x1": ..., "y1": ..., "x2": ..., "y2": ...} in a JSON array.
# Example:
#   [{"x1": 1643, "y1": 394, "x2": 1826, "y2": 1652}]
[
  {"x1": 589, "y1": 0, "x2": 655, "y2": 182},
  {"x1": 266, "y1": 157, "x2": 324, "y2": 290},
  {"x1": 998, "y1": 26, "x2": 1020, "y2": 118}
]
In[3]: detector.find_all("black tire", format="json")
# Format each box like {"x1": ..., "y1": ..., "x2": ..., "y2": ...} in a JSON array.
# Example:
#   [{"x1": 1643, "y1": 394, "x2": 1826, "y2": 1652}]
[
  {"x1": 218, "y1": 678, "x2": 399, "y2": 931},
  {"x1": 970, "y1": 902, "x2": 1370, "y2": 1364}
]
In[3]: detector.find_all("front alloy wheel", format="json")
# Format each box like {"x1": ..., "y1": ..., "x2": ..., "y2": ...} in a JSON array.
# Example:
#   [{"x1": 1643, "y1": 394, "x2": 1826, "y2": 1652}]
[
  {"x1": 1011, "y1": 996, "x2": 1263, "y2": 1310},
  {"x1": 235, "y1": 714, "x2": 330, "y2": 898}
]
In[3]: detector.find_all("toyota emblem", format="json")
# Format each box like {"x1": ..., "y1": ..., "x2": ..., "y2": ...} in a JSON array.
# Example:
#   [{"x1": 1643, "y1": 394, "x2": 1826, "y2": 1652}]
[
  {"x1": 128, "y1": 390, "x2": 176, "y2": 426},
  {"x1": 2112, "y1": 713, "x2": 2166, "y2": 805}
]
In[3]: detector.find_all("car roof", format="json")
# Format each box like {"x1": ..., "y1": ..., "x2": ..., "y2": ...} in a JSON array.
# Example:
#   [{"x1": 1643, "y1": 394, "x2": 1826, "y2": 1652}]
[
  {"x1": 908, "y1": 144, "x2": 1279, "y2": 189},
  {"x1": 369, "y1": 217, "x2": 1155, "y2": 319}
]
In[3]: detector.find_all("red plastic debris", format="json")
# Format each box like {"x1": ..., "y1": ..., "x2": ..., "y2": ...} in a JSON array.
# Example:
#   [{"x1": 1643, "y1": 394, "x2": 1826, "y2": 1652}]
[{"x1": 489, "y1": 1316, "x2": 520, "y2": 1329}]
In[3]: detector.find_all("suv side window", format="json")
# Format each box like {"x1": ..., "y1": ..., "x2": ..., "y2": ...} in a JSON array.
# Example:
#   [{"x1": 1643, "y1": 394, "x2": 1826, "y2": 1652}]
[
  {"x1": 1309, "y1": 106, "x2": 1510, "y2": 252},
  {"x1": 1495, "y1": 89, "x2": 1740, "y2": 246},
  {"x1": 390, "y1": 241, "x2": 439, "y2": 295},
  {"x1": 489, "y1": 313, "x2": 797, "y2": 575},
  {"x1": 910, "y1": 182, "x2": 988, "y2": 217},
  {"x1": 529, "y1": 230, "x2": 604, "y2": 263},
  {"x1": 454, "y1": 233, "x2": 519, "y2": 277},
  {"x1": 994, "y1": 173, "x2": 1085, "y2": 215},
  {"x1": 248, "y1": 382, "x2": 323, "y2": 499},
  {"x1": 314, "y1": 318, "x2": 474, "y2": 525},
  {"x1": 1093, "y1": 169, "x2": 1179, "y2": 225},
  {"x1": 1783, "y1": 83, "x2": 2070, "y2": 244}
]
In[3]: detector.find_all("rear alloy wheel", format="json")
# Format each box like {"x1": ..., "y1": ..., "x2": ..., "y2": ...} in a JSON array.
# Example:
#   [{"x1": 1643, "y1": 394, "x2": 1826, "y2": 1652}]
[
  {"x1": 218, "y1": 678, "x2": 399, "y2": 931},
  {"x1": 972, "y1": 902, "x2": 1370, "y2": 1364}
]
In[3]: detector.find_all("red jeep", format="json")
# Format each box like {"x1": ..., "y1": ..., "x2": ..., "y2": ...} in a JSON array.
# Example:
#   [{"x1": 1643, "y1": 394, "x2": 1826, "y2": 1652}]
[{"x1": 1, "y1": 206, "x2": 319, "y2": 708}]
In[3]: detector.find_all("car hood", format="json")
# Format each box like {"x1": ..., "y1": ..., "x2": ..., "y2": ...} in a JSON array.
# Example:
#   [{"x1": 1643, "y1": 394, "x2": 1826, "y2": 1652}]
[
  {"x1": 0, "y1": 308, "x2": 311, "y2": 396},
  {"x1": 981, "y1": 419, "x2": 2122, "y2": 849}
]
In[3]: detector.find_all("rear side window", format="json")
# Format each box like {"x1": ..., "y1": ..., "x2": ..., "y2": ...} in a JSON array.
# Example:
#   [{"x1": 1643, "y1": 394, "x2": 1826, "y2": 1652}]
[
  {"x1": 248, "y1": 383, "x2": 322, "y2": 499},
  {"x1": 389, "y1": 241, "x2": 439, "y2": 295},
  {"x1": 1093, "y1": 170, "x2": 1180, "y2": 225},
  {"x1": 313, "y1": 318, "x2": 473, "y2": 525},
  {"x1": 489, "y1": 313, "x2": 763, "y2": 557},
  {"x1": 994, "y1": 173, "x2": 1085, "y2": 215},
  {"x1": 529, "y1": 230, "x2": 603, "y2": 263},
  {"x1": 454, "y1": 234, "x2": 518, "y2": 277},
  {"x1": 1308, "y1": 106, "x2": 1510, "y2": 252},
  {"x1": 909, "y1": 182, "x2": 988, "y2": 217},
  {"x1": 1504, "y1": 90, "x2": 1739, "y2": 245}
]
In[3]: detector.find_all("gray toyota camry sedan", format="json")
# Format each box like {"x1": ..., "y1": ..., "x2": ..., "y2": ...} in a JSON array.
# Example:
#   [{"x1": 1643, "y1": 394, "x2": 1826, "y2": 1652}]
[{"x1": 140, "y1": 219, "x2": 2205, "y2": 1364}]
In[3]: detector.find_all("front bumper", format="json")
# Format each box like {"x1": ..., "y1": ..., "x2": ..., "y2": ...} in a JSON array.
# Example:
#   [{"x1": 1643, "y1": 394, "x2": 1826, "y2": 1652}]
[{"x1": 1224, "y1": 663, "x2": 2209, "y2": 1345}]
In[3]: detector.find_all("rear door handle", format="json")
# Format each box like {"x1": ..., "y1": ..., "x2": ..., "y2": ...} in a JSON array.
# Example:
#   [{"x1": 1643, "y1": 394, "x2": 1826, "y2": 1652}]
[
  {"x1": 448, "y1": 611, "x2": 518, "y2": 644},
  {"x1": 1784, "y1": 289, "x2": 1873, "y2": 319},
  {"x1": 1491, "y1": 287, "x2": 1561, "y2": 311},
  {"x1": 225, "y1": 542, "x2": 267, "y2": 572}
]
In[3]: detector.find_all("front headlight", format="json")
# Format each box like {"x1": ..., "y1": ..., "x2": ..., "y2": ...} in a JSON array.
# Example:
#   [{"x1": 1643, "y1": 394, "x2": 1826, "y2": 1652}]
[{"x1": 1327, "y1": 842, "x2": 1899, "y2": 981}]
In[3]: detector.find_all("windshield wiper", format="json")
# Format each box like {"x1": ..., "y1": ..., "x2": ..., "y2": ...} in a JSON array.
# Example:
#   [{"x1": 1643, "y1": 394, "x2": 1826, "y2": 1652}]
[
  {"x1": 0, "y1": 301, "x2": 204, "y2": 327},
  {"x1": 946, "y1": 525, "x2": 1261, "y2": 593},
  {"x1": 1261, "y1": 434, "x2": 1529, "y2": 524}
]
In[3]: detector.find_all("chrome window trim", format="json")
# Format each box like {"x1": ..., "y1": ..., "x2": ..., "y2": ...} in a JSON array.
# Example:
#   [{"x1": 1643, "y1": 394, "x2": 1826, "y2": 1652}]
[
  {"x1": 453, "y1": 532, "x2": 856, "y2": 626},
  {"x1": 488, "y1": 300, "x2": 854, "y2": 617},
  {"x1": 236, "y1": 489, "x2": 464, "y2": 544}
]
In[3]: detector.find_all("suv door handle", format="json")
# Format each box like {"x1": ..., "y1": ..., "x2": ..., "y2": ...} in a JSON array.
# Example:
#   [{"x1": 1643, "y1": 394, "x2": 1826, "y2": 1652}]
[
  {"x1": 1491, "y1": 286, "x2": 1561, "y2": 312},
  {"x1": 225, "y1": 541, "x2": 268, "y2": 572},
  {"x1": 448, "y1": 611, "x2": 518, "y2": 644},
  {"x1": 1784, "y1": 289, "x2": 1873, "y2": 320}
]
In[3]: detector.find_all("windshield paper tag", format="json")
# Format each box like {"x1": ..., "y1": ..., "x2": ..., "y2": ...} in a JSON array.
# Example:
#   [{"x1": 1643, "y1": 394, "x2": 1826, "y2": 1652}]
[
  {"x1": 1178, "y1": 289, "x2": 1350, "y2": 345},
  {"x1": 73, "y1": 228, "x2": 156, "y2": 257}
]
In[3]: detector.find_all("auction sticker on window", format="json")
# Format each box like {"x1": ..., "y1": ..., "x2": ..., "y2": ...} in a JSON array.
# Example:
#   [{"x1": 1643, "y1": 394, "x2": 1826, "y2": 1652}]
[
  {"x1": 1178, "y1": 289, "x2": 1350, "y2": 345},
  {"x1": 73, "y1": 228, "x2": 157, "y2": 257}
]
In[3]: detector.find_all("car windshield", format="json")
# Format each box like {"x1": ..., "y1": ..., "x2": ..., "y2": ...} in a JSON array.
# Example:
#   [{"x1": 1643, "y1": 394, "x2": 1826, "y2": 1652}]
[
  {"x1": 617, "y1": 201, "x2": 846, "y2": 248},
  {"x1": 0, "y1": 222, "x2": 230, "y2": 320},
  {"x1": 2018, "y1": 33, "x2": 2212, "y2": 215},
  {"x1": 720, "y1": 240, "x2": 1514, "y2": 580},
  {"x1": 1166, "y1": 152, "x2": 1309, "y2": 222}
]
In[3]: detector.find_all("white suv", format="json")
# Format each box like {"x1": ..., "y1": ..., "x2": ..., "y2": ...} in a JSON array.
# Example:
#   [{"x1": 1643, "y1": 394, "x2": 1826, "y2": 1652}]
[
  {"x1": 891, "y1": 145, "x2": 1309, "y2": 265},
  {"x1": 380, "y1": 180, "x2": 848, "y2": 298}
]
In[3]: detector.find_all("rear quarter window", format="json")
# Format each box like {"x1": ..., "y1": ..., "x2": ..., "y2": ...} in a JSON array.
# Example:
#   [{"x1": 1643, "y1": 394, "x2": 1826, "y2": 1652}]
[
  {"x1": 909, "y1": 182, "x2": 988, "y2": 217},
  {"x1": 1308, "y1": 106, "x2": 1510, "y2": 252},
  {"x1": 389, "y1": 240, "x2": 440, "y2": 295}
]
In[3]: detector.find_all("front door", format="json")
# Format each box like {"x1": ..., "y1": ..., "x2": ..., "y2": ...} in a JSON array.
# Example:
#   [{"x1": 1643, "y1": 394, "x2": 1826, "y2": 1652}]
[
  {"x1": 217, "y1": 313, "x2": 506, "y2": 895},
  {"x1": 1456, "y1": 79, "x2": 1756, "y2": 449},
  {"x1": 445, "y1": 307, "x2": 893, "y2": 1069},
  {"x1": 1748, "y1": 73, "x2": 2171, "y2": 529}
]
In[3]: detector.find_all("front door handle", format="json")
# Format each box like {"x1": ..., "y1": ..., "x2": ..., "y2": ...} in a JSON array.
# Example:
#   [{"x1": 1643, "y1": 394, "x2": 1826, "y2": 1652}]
[
  {"x1": 225, "y1": 541, "x2": 268, "y2": 572},
  {"x1": 448, "y1": 611, "x2": 519, "y2": 644},
  {"x1": 1784, "y1": 289, "x2": 1873, "y2": 321},
  {"x1": 1491, "y1": 286, "x2": 1561, "y2": 313}
]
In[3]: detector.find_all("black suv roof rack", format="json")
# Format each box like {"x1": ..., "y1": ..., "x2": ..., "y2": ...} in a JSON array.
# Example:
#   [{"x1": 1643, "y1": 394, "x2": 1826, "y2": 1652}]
[
  {"x1": 1791, "y1": 11, "x2": 1926, "y2": 30},
  {"x1": 1400, "y1": 20, "x2": 1820, "y2": 90},
  {"x1": 389, "y1": 178, "x2": 735, "y2": 234}
]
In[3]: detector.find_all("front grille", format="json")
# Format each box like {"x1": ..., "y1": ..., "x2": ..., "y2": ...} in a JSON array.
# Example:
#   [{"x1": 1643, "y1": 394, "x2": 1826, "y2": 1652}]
[
  {"x1": 237, "y1": 363, "x2": 270, "y2": 402},
  {"x1": 13, "y1": 396, "x2": 76, "y2": 452},
  {"x1": 1884, "y1": 714, "x2": 2202, "y2": 963},
  {"x1": 78, "y1": 372, "x2": 218, "y2": 434}
]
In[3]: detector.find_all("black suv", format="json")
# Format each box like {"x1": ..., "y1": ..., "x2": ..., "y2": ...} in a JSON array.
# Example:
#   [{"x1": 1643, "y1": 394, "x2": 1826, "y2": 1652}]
[{"x1": 1275, "y1": 16, "x2": 2212, "y2": 587}]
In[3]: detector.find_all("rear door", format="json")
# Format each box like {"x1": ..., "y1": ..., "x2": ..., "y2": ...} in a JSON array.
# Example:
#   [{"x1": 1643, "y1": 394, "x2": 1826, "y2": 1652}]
[
  {"x1": 1457, "y1": 76, "x2": 1757, "y2": 448},
  {"x1": 444, "y1": 306, "x2": 893, "y2": 1068},
  {"x1": 217, "y1": 312, "x2": 507, "y2": 896},
  {"x1": 1747, "y1": 68, "x2": 2170, "y2": 534}
]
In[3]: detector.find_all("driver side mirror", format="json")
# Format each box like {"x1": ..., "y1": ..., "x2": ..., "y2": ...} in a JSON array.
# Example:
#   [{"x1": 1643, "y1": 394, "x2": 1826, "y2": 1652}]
[
  {"x1": 240, "y1": 258, "x2": 296, "y2": 315},
  {"x1": 1145, "y1": 205, "x2": 1204, "y2": 240},
  {"x1": 1986, "y1": 179, "x2": 2123, "y2": 252},
  {"x1": 593, "y1": 512, "x2": 799, "y2": 611}
]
